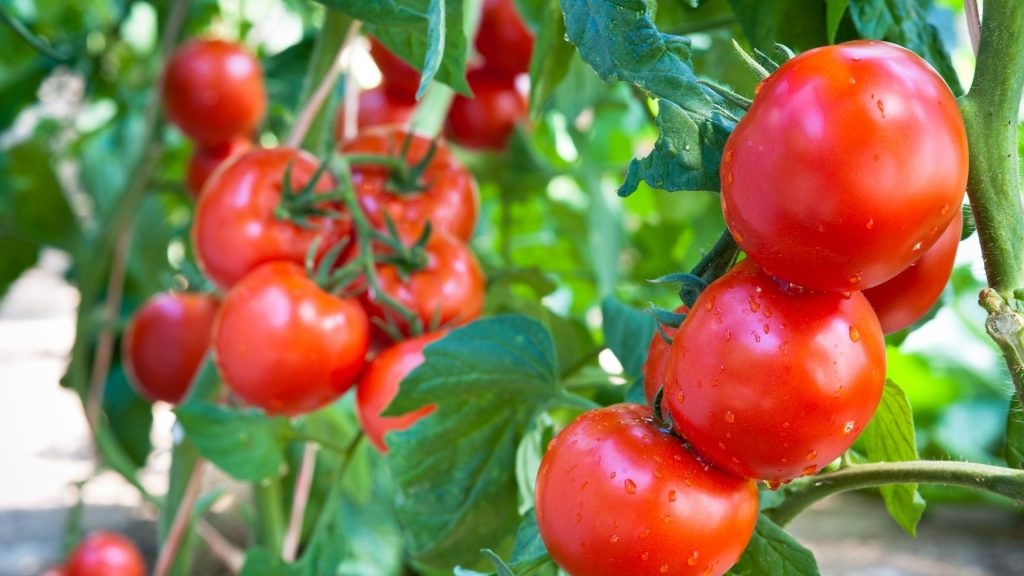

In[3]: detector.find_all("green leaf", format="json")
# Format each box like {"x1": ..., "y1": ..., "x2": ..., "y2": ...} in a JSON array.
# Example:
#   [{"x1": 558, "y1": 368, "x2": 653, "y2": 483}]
[
  {"x1": 174, "y1": 402, "x2": 292, "y2": 481},
  {"x1": 0, "y1": 236, "x2": 38, "y2": 298},
  {"x1": 730, "y1": 514, "x2": 820, "y2": 576},
  {"x1": 515, "y1": 415, "x2": 555, "y2": 514},
  {"x1": 1007, "y1": 394, "x2": 1024, "y2": 470},
  {"x1": 240, "y1": 548, "x2": 301, "y2": 576},
  {"x1": 1, "y1": 139, "x2": 77, "y2": 249},
  {"x1": 726, "y1": 0, "x2": 827, "y2": 52},
  {"x1": 601, "y1": 296, "x2": 657, "y2": 378},
  {"x1": 845, "y1": 0, "x2": 963, "y2": 95},
  {"x1": 307, "y1": 0, "x2": 426, "y2": 24},
  {"x1": 862, "y1": 380, "x2": 926, "y2": 536},
  {"x1": 826, "y1": 0, "x2": 850, "y2": 44},
  {"x1": 385, "y1": 315, "x2": 562, "y2": 569},
  {"x1": 460, "y1": 511, "x2": 556, "y2": 576},
  {"x1": 367, "y1": 0, "x2": 472, "y2": 95},
  {"x1": 415, "y1": 0, "x2": 446, "y2": 99},
  {"x1": 102, "y1": 366, "x2": 153, "y2": 469},
  {"x1": 527, "y1": 0, "x2": 574, "y2": 118},
  {"x1": 561, "y1": 0, "x2": 741, "y2": 195}
]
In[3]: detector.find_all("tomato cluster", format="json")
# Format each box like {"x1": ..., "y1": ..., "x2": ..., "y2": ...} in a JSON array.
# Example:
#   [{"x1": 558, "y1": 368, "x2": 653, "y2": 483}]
[
  {"x1": 536, "y1": 41, "x2": 966, "y2": 576},
  {"x1": 44, "y1": 531, "x2": 145, "y2": 576},
  {"x1": 337, "y1": 0, "x2": 532, "y2": 149}
]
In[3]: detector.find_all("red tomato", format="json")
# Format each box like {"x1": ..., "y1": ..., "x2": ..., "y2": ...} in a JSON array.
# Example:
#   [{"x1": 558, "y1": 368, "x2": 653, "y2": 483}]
[
  {"x1": 369, "y1": 36, "x2": 420, "y2": 104},
  {"x1": 65, "y1": 532, "x2": 145, "y2": 576},
  {"x1": 186, "y1": 138, "x2": 251, "y2": 199},
  {"x1": 342, "y1": 127, "x2": 478, "y2": 241},
  {"x1": 213, "y1": 262, "x2": 369, "y2": 415},
  {"x1": 357, "y1": 332, "x2": 445, "y2": 452},
  {"x1": 865, "y1": 209, "x2": 962, "y2": 334},
  {"x1": 642, "y1": 304, "x2": 688, "y2": 404},
  {"x1": 664, "y1": 259, "x2": 886, "y2": 481},
  {"x1": 721, "y1": 40, "x2": 968, "y2": 292},
  {"x1": 163, "y1": 40, "x2": 266, "y2": 146},
  {"x1": 192, "y1": 148, "x2": 348, "y2": 291},
  {"x1": 333, "y1": 85, "x2": 415, "y2": 142},
  {"x1": 535, "y1": 403, "x2": 759, "y2": 576},
  {"x1": 362, "y1": 228, "x2": 484, "y2": 339},
  {"x1": 123, "y1": 292, "x2": 218, "y2": 404},
  {"x1": 445, "y1": 69, "x2": 527, "y2": 150},
  {"x1": 475, "y1": 0, "x2": 535, "y2": 79}
]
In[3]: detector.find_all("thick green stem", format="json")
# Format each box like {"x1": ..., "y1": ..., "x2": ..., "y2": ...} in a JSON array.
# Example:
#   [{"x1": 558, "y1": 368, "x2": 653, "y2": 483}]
[
  {"x1": 253, "y1": 478, "x2": 287, "y2": 556},
  {"x1": 768, "y1": 461, "x2": 1024, "y2": 527},
  {"x1": 297, "y1": 10, "x2": 352, "y2": 154},
  {"x1": 960, "y1": 0, "x2": 1024, "y2": 296}
]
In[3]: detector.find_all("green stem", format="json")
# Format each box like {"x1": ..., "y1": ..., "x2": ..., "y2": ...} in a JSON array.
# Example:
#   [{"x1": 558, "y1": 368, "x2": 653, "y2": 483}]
[
  {"x1": 297, "y1": 10, "x2": 352, "y2": 154},
  {"x1": 0, "y1": 4, "x2": 72, "y2": 61},
  {"x1": 958, "y1": 0, "x2": 1024, "y2": 400},
  {"x1": 768, "y1": 460, "x2": 1024, "y2": 527},
  {"x1": 253, "y1": 478, "x2": 287, "y2": 556}
]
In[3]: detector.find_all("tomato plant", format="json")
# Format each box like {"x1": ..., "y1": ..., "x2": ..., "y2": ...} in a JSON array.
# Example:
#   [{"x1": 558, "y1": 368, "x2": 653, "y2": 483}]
[
  {"x1": 185, "y1": 138, "x2": 251, "y2": 199},
  {"x1": 213, "y1": 261, "x2": 369, "y2": 415},
  {"x1": 65, "y1": 532, "x2": 145, "y2": 576},
  {"x1": 445, "y1": 69, "x2": 528, "y2": 150},
  {"x1": 123, "y1": 291, "x2": 218, "y2": 404},
  {"x1": 474, "y1": 0, "x2": 534, "y2": 79},
  {"x1": 535, "y1": 403, "x2": 759, "y2": 576},
  {"x1": 721, "y1": 40, "x2": 968, "y2": 292}
]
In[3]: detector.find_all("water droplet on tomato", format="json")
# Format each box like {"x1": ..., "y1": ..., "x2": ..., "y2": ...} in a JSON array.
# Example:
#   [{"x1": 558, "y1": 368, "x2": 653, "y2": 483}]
[
  {"x1": 913, "y1": 241, "x2": 923, "y2": 251},
  {"x1": 941, "y1": 203, "x2": 950, "y2": 215},
  {"x1": 625, "y1": 479, "x2": 637, "y2": 494},
  {"x1": 724, "y1": 410, "x2": 735, "y2": 423},
  {"x1": 688, "y1": 551, "x2": 700, "y2": 566},
  {"x1": 849, "y1": 327, "x2": 860, "y2": 342},
  {"x1": 766, "y1": 480, "x2": 782, "y2": 491},
  {"x1": 724, "y1": 149, "x2": 733, "y2": 162},
  {"x1": 876, "y1": 99, "x2": 885, "y2": 117},
  {"x1": 844, "y1": 420, "x2": 856, "y2": 433},
  {"x1": 668, "y1": 490, "x2": 677, "y2": 502},
  {"x1": 803, "y1": 464, "x2": 818, "y2": 476},
  {"x1": 660, "y1": 564, "x2": 670, "y2": 573},
  {"x1": 848, "y1": 77, "x2": 856, "y2": 84},
  {"x1": 609, "y1": 471, "x2": 616, "y2": 479},
  {"x1": 866, "y1": 218, "x2": 874, "y2": 230},
  {"x1": 610, "y1": 535, "x2": 620, "y2": 544},
  {"x1": 751, "y1": 330, "x2": 761, "y2": 343},
  {"x1": 642, "y1": 552, "x2": 650, "y2": 561},
  {"x1": 763, "y1": 323, "x2": 770, "y2": 334},
  {"x1": 806, "y1": 449, "x2": 817, "y2": 460}
]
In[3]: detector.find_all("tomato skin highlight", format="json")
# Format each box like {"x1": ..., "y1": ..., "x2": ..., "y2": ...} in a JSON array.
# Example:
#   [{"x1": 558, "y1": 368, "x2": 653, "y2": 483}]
[
  {"x1": 343, "y1": 127, "x2": 478, "y2": 242},
  {"x1": 865, "y1": 209, "x2": 962, "y2": 334},
  {"x1": 333, "y1": 85, "x2": 415, "y2": 140},
  {"x1": 163, "y1": 39, "x2": 266, "y2": 146},
  {"x1": 535, "y1": 403, "x2": 759, "y2": 576},
  {"x1": 65, "y1": 532, "x2": 145, "y2": 576},
  {"x1": 642, "y1": 304, "x2": 688, "y2": 405},
  {"x1": 213, "y1": 262, "x2": 369, "y2": 416},
  {"x1": 123, "y1": 292, "x2": 218, "y2": 404},
  {"x1": 186, "y1": 138, "x2": 251, "y2": 199},
  {"x1": 362, "y1": 228, "x2": 485, "y2": 339},
  {"x1": 475, "y1": 0, "x2": 535, "y2": 79},
  {"x1": 192, "y1": 147, "x2": 347, "y2": 291},
  {"x1": 664, "y1": 259, "x2": 886, "y2": 481},
  {"x1": 445, "y1": 69, "x2": 528, "y2": 150},
  {"x1": 369, "y1": 37, "x2": 420, "y2": 104},
  {"x1": 357, "y1": 332, "x2": 445, "y2": 452},
  {"x1": 721, "y1": 40, "x2": 968, "y2": 292}
]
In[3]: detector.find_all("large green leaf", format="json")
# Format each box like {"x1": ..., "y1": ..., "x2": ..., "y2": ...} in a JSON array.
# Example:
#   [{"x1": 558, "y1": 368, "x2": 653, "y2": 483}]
[
  {"x1": 527, "y1": 0, "x2": 575, "y2": 118},
  {"x1": 1, "y1": 139, "x2": 77, "y2": 249},
  {"x1": 308, "y1": 0, "x2": 425, "y2": 24},
  {"x1": 727, "y1": 0, "x2": 827, "y2": 52},
  {"x1": 385, "y1": 316, "x2": 565, "y2": 569},
  {"x1": 174, "y1": 402, "x2": 292, "y2": 481},
  {"x1": 0, "y1": 236, "x2": 38, "y2": 298},
  {"x1": 560, "y1": 0, "x2": 741, "y2": 195},
  {"x1": 863, "y1": 380, "x2": 926, "y2": 536},
  {"x1": 102, "y1": 365, "x2": 154, "y2": 469},
  {"x1": 729, "y1": 514, "x2": 820, "y2": 575}
]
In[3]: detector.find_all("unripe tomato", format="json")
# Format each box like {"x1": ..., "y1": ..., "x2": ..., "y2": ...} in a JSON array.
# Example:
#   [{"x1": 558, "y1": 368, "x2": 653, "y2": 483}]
[
  {"x1": 362, "y1": 228, "x2": 484, "y2": 339},
  {"x1": 163, "y1": 39, "x2": 266, "y2": 146},
  {"x1": 445, "y1": 69, "x2": 527, "y2": 150},
  {"x1": 357, "y1": 332, "x2": 445, "y2": 452},
  {"x1": 642, "y1": 305, "x2": 688, "y2": 404},
  {"x1": 333, "y1": 85, "x2": 415, "y2": 142},
  {"x1": 192, "y1": 148, "x2": 348, "y2": 291},
  {"x1": 65, "y1": 532, "x2": 145, "y2": 576},
  {"x1": 185, "y1": 138, "x2": 251, "y2": 199},
  {"x1": 369, "y1": 37, "x2": 420, "y2": 104},
  {"x1": 123, "y1": 292, "x2": 218, "y2": 404},
  {"x1": 721, "y1": 40, "x2": 968, "y2": 292},
  {"x1": 342, "y1": 127, "x2": 478, "y2": 241},
  {"x1": 665, "y1": 259, "x2": 886, "y2": 481},
  {"x1": 535, "y1": 403, "x2": 759, "y2": 576},
  {"x1": 865, "y1": 209, "x2": 962, "y2": 334},
  {"x1": 214, "y1": 262, "x2": 369, "y2": 415},
  {"x1": 475, "y1": 0, "x2": 535, "y2": 79}
]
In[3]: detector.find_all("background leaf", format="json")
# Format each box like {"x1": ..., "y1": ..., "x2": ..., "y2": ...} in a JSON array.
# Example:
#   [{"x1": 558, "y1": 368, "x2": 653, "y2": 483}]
[
  {"x1": 174, "y1": 402, "x2": 292, "y2": 481},
  {"x1": 729, "y1": 514, "x2": 820, "y2": 576}
]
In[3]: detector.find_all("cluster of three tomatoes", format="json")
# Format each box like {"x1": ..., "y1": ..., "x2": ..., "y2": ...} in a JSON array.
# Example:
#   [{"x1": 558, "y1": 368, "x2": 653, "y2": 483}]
[{"x1": 535, "y1": 40, "x2": 968, "y2": 576}]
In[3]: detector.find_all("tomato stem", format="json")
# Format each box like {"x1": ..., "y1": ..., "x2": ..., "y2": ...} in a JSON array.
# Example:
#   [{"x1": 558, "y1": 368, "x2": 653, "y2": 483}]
[
  {"x1": 292, "y1": 10, "x2": 355, "y2": 154},
  {"x1": 768, "y1": 460, "x2": 1024, "y2": 527},
  {"x1": 253, "y1": 477, "x2": 287, "y2": 556}
]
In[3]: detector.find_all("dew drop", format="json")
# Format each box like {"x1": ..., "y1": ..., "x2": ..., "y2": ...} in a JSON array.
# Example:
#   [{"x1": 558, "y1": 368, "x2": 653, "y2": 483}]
[
  {"x1": 663, "y1": 515, "x2": 672, "y2": 525},
  {"x1": 848, "y1": 272, "x2": 862, "y2": 284},
  {"x1": 748, "y1": 296, "x2": 761, "y2": 313},
  {"x1": 929, "y1": 226, "x2": 938, "y2": 236},
  {"x1": 725, "y1": 149, "x2": 733, "y2": 162},
  {"x1": 668, "y1": 490, "x2": 677, "y2": 502},
  {"x1": 724, "y1": 330, "x2": 733, "y2": 342},
  {"x1": 844, "y1": 420, "x2": 856, "y2": 434},
  {"x1": 848, "y1": 76, "x2": 856, "y2": 84},
  {"x1": 640, "y1": 527, "x2": 651, "y2": 539},
  {"x1": 849, "y1": 327, "x2": 860, "y2": 342},
  {"x1": 802, "y1": 464, "x2": 818, "y2": 476},
  {"x1": 806, "y1": 450, "x2": 817, "y2": 461},
  {"x1": 751, "y1": 330, "x2": 761, "y2": 343},
  {"x1": 734, "y1": 230, "x2": 744, "y2": 242},
  {"x1": 609, "y1": 471, "x2": 617, "y2": 480},
  {"x1": 866, "y1": 218, "x2": 874, "y2": 230},
  {"x1": 642, "y1": 552, "x2": 650, "y2": 561},
  {"x1": 941, "y1": 203, "x2": 950, "y2": 215},
  {"x1": 688, "y1": 551, "x2": 700, "y2": 566},
  {"x1": 913, "y1": 241, "x2": 923, "y2": 251},
  {"x1": 783, "y1": 421, "x2": 790, "y2": 429},
  {"x1": 724, "y1": 411, "x2": 735, "y2": 423},
  {"x1": 718, "y1": 441, "x2": 726, "y2": 450},
  {"x1": 610, "y1": 535, "x2": 620, "y2": 544},
  {"x1": 727, "y1": 172, "x2": 734, "y2": 184},
  {"x1": 876, "y1": 99, "x2": 885, "y2": 117},
  {"x1": 625, "y1": 479, "x2": 637, "y2": 494},
  {"x1": 676, "y1": 391, "x2": 685, "y2": 404},
  {"x1": 763, "y1": 323, "x2": 770, "y2": 334},
  {"x1": 766, "y1": 480, "x2": 782, "y2": 490},
  {"x1": 660, "y1": 564, "x2": 670, "y2": 574}
]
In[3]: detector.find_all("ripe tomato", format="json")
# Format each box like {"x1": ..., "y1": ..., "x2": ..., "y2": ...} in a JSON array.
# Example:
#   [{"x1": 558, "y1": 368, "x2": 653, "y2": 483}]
[
  {"x1": 163, "y1": 39, "x2": 266, "y2": 146},
  {"x1": 357, "y1": 332, "x2": 445, "y2": 452},
  {"x1": 445, "y1": 69, "x2": 527, "y2": 150},
  {"x1": 664, "y1": 259, "x2": 886, "y2": 481},
  {"x1": 333, "y1": 85, "x2": 415, "y2": 141},
  {"x1": 362, "y1": 228, "x2": 484, "y2": 339},
  {"x1": 65, "y1": 532, "x2": 145, "y2": 576},
  {"x1": 475, "y1": 0, "x2": 535, "y2": 79},
  {"x1": 342, "y1": 127, "x2": 478, "y2": 241},
  {"x1": 721, "y1": 40, "x2": 968, "y2": 292},
  {"x1": 642, "y1": 305, "x2": 688, "y2": 405},
  {"x1": 865, "y1": 209, "x2": 962, "y2": 334},
  {"x1": 535, "y1": 403, "x2": 759, "y2": 576},
  {"x1": 123, "y1": 292, "x2": 218, "y2": 404},
  {"x1": 369, "y1": 36, "x2": 420, "y2": 104},
  {"x1": 213, "y1": 262, "x2": 369, "y2": 415},
  {"x1": 186, "y1": 138, "x2": 251, "y2": 199},
  {"x1": 193, "y1": 148, "x2": 348, "y2": 291}
]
